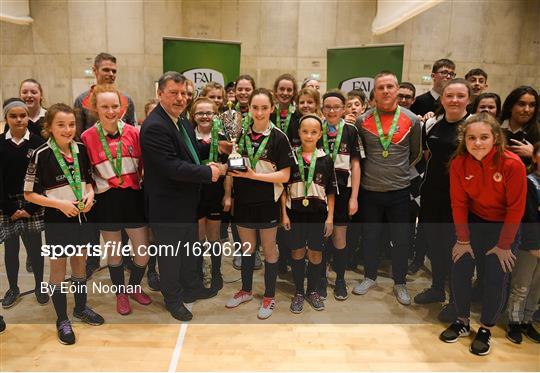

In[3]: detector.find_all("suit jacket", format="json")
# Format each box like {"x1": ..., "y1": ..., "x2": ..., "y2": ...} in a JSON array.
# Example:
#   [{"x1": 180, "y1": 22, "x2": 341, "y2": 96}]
[{"x1": 140, "y1": 103, "x2": 212, "y2": 223}]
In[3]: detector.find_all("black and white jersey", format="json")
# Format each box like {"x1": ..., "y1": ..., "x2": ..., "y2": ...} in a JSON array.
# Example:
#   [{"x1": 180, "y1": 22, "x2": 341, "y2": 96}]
[
  {"x1": 233, "y1": 125, "x2": 295, "y2": 204},
  {"x1": 270, "y1": 109, "x2": 302, "y2": 150}
]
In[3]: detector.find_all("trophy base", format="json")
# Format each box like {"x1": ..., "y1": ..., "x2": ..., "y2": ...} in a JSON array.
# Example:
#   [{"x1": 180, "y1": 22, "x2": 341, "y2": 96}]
[{"x1": 228, "y1": 157, "x2": 247, "y2": 172}]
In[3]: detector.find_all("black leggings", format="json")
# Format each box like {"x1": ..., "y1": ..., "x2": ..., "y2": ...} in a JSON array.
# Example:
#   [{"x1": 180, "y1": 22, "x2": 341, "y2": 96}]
[{"x1": 4, "y1": 232, "x2": 44, "y2": 290}]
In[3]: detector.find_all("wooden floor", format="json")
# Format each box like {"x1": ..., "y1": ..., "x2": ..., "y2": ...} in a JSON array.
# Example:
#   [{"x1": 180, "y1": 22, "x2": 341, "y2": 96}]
[{"x1": 1, "y1": 240, "x2": 539, "y2": 372}]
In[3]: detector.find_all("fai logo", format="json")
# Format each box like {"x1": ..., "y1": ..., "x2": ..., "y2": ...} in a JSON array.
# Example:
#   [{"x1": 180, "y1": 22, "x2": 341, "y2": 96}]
[
  {"x1": 339, "y1": 77, "x2": 374, "y2": 95},
  {"x1": 182, "y1": 68, "x2": 225, "y2": 97}
]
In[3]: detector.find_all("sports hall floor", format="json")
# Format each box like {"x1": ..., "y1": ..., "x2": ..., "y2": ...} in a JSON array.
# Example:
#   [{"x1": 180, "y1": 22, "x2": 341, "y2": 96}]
[{"x1": 0, "y1": 238, "x2": 538, "y2": 372}]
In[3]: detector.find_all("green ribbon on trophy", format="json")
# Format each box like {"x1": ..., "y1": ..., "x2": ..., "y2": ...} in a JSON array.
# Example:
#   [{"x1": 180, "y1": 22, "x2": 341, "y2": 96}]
[
  {"x1": 204, "y1": 117, "x2": 221, "y2": 165},
  {"x1": 96, "y1": 121, "x2": 124, "y2": 184},
  {"x1": 49, "y1": 139, "x2": 85, "y2": 211},
  {"x1": 296, "y1": 147, "x2": 317, "y2": 207},
  {"x1": 322, "y1": 119, "x2": 344, "y2": 163},
  {"x1": 373, "y1": 106, "x2": 400, "y2": 158}
]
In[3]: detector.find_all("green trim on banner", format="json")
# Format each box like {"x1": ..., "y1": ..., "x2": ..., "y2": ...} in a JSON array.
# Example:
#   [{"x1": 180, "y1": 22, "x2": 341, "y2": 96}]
[{"x1": 327, "y1": 44, "x2": 404, "y2": 93}]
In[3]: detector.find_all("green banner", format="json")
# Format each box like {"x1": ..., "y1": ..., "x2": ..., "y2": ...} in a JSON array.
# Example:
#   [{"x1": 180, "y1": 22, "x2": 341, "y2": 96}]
[
  {"x1": 327, "y1": 44, "x2": 404, "y2": 94},
  {"x1": 163, "y1": 37, "x2": 241, "y2": 95}
]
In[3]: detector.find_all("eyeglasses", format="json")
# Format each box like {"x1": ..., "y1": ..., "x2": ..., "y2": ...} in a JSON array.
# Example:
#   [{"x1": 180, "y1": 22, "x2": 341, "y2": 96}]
[
  {"x1": 397, "y1": 94, "x2": 414, "y2": 100},
  {"x1": 323, "y1": 105, "x2": 343, "y2": 112},
  {"x1": 436, "y1": 70, "x2": 456, "y2": 78},
  {"x1": 194, "y1": 112, "x2": 215, "y2": 117}
]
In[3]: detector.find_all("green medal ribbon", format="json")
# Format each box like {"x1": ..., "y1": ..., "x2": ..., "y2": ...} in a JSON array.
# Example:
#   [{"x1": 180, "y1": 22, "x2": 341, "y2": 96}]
[
  {"x1": 49, "y1": 139, "x2": 84, "y2": 209},
  {"x1": 239, "y1": 123, "x2": 274, "y2": 169},
  {"x1": 322, "y1": 119, "x2": 344, "y2": 162},
  {"x1": 96, "y1": 121, "x2": 124, "y2": 183},
  {"x1": 203, "y1": 117, "x2": 220, "y2": 165},
  {"x1": 177, "y1": 119, "x2": 201, "y2": 165},
  {"x1": 275, "y1": 104, "x2": 294, "y2": 133},
  {"x1": 373, "y1": 106, "x2": 401, "y2": 158},
  {"x1": 296, "y1": 147, "x2": 317, "y2": 207}
]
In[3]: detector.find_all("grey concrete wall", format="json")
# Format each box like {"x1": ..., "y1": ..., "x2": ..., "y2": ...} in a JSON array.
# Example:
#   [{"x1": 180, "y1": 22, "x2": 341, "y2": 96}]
[{"x1": 1, "y1": 0, "x2": 539, "y2": 119}]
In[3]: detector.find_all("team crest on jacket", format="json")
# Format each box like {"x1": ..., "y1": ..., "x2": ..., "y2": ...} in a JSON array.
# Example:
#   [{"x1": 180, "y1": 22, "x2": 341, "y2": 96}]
[
  {"x1": 315, "y1": 173, "x2": 323, "y2": 183},
  {"x1": 340, "y1": 143, "x2": 347, "y2": 153},
  {"x1": 493, "y1": 172, "x2": 502, "y2": 182}
]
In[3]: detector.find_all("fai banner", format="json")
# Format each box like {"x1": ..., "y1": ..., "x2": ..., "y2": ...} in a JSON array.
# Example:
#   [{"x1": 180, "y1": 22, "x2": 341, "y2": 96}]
[
  {"x1": 163, "y1": 37, "x2": 241, "y2": 96},
  {"x1": 327, "y1": 44, "x2": 404, "y2": 95}
]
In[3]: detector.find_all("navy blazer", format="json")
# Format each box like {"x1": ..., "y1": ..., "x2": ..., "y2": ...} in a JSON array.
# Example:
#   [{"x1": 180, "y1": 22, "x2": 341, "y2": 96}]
[{"x1": 140, "y1": 103, "x2": 212, "y2": 223}]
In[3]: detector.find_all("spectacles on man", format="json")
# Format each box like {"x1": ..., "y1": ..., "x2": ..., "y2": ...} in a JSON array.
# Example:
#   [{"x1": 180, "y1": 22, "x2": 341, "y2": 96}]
[
  {"x1": 436, "y1": 70, "x2": 456, "y2": 78},
  {"x1": 194, "y1": 112, "x2": 215, "y2": 117},
  {"x1": 323, "y1": 105, "x2": 343, "y2": 112},
  {"x1": 397, "y1": 94, "x2": 414, "y2": 100}
]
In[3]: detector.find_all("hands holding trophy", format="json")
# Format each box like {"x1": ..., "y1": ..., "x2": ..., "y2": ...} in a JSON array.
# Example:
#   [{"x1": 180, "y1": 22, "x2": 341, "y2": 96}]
[{"x1": 220, "y1": 101, "x2": 247, "y2": 172}]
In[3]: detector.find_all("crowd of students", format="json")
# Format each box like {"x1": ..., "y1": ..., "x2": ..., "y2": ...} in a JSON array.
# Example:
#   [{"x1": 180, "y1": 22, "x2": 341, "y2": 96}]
[{"x1": 0, "y1": 54, "x2": 538, "y2": 356}]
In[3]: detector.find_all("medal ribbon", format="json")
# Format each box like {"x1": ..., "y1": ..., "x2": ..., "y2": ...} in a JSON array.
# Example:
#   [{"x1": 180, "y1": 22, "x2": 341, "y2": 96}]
[
  {"x1": 276, "y1": 104, "x2": 294, "y2": 133},
  {"x1": 373, "y1": 106, "x2": 401, "y2": 152},
  {"x1": 296, "y1": 147, "x2": 317, "y2": 202},
  {"x1": 239, "y1": 123, "x2": 274, "y2": 169},
  {"x1": 96, "y1": 121, "x2": 123, "y2": 180},
  {"x1": 322, "y1": 119, "x2": 344, "y2": 162},
  {"x1": 49, "y1": 139, "x2": 83, "y2": 202}
]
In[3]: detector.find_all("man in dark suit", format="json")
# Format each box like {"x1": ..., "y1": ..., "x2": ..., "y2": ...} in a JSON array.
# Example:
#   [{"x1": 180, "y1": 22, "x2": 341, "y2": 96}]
[{"x1": 140, "y1": 71, "x2": 222, "y2": 321}]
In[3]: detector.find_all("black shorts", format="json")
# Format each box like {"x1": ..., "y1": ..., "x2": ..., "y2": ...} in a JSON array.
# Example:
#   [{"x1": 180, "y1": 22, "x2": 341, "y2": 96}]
[
  {"x1": 94, "y1": 188, "x2": 147, "y2": 231},
  {"x1": 334, "y1": 186, "x2": 352, "y2": 226},
  {"x1": 44, "y1": 218, "x2": 94, "y2": 258},
  {"x1": 197, "y1": 199, "x2": 222, "y2": 221},
  {"x1": 288, "y1": 209, "x2": 327, "y2": 251},
  {"x1": 234, "y1": 200, "x2": 279, "y2": 229}
]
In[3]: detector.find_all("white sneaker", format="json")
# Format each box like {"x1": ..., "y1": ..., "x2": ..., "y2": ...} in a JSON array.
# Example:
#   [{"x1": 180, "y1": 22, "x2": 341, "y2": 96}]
[
  {"x1": 352, "y1": 278, "x2": 377, "y2": 295},
  {"x1": 225, "y1": 290, "x2": 253, "y2": 308},
  {"x1": 393, "y1": 284, "x2": 411, "y2": 305},
  {"x1": 257, "y1": 297, "x2": 276, "y2": 319}
]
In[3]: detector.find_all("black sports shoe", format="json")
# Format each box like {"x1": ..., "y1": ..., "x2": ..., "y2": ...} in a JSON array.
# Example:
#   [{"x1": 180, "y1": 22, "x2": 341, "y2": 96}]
[
  {"x1": 470, "y1": 327, "x2": 491, "y2": 356},
  {"x1": 56, "y1": 319, "x2": 76, "y2": 345},
  {"x1": 523, "y1": 323, "x2": 540, "y2": 343},
  {"x1": 26, "y1": 257, "x2": 33, "y2": 273},
  {"x1": 317, "y1": 278, "x2": 328, "y2": 300},
  {"x1": 440, "y1": 320, "x2": 471, "y2": 343},
  {"x1": 0, "y1": 315, "x2": 5, "y2": 334},
  {"x1": 35, "y1": 289, "x2": 50, "y2": 305},
  {"x1": 506, "y1": 323, "x2": 522, "y2": 344},
  {"x1": 334, "y1": 279, "x2": 348, "y2": 301},
  {"x1": 414, "y1": 287, "x2": 446, "y2": 304},
  {"x1": 169, "y1": 304, "x2": 193, "y2": 322},
  {"x1": 73, "y1": 307, "x2": 105, "y2": 326},
  {"x1": 2, "y1": 288, "x2": 20, "y2": 309},
  {"x1": 147, "y1": 271, "x2": 161, "y2": 291},
  {"x1": 210, "y1": 274, "x2": 223, "y2": 291},
  {"x1": 438, "y1": 303, "x2": 457, "y2": 323}
]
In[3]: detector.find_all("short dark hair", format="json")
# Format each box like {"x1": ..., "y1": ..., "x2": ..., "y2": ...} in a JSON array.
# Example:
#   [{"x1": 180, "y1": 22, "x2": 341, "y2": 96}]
[
  {"x1": 471, "y1": 92, "x2": 501, "y2": 118},
  {"x1": 347, "y1": 89, "x2": 367, "y2": 104},
  {"x1": 157, "y1": 71, "x2": 186, "y2": 91},
  {"x1": 465, "y1": 68, "x2": 488, "y2": 81},
  {"x1": 399, "y1": 82, "x2": 416, "y2": 97},
  {"x1": 322, "y1": 90, "x2": 346, "y2": 105},
  {"x1": 94, "y1": 52, "x2": 116, "y2": 67},
  {"x1": 374, "y1": 70, "x2": 398, "y2": 84},
  {"x1": 432, "y1": 58, "x2": 455, "y2": 73}
]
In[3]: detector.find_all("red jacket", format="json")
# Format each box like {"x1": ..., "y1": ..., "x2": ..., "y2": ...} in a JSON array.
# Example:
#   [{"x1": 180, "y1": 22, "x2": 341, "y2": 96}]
[{"x1": 450, "y1": 148, "x2": 527, "y2": 250}]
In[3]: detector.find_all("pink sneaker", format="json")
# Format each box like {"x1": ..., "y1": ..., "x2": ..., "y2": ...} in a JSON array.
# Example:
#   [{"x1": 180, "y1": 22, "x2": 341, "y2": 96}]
[
  {"x1": 130, "y1": 289, "x2": 152, "y2": 305},
  {"x1": 116, "y1": 294, "x2": 132, "y2": 315}
]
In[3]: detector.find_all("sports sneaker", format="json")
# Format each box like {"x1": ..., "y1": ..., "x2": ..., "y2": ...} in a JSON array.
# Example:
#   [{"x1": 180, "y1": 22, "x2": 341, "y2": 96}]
[
  {"x1": 35, "y1": 288, "x2": 50, "y2": 305},
  {"x1": 334, "y1": 279, "x2": 348, "y2": 301},
  {"x1": 232, "y1": 256, "x2": 242, "y2": 270},
  {"x1": 116, "y1": 294, "x2": 131, "y2": 315},
  {"x1": 147, "y1": 271, "x2": 160, "y2": 291},
  {"x1": 2, "y1": 288, "x2": 20, "y2": 309},
  {"x1": 440, "y1": 320, "x2": 471, "y2": 343},
  {"x1": 506, "y1": 323, "x2": 522, "y2": 344},
  {"x1": 414, "y1": 287, "x2": 445, "y2": 304},
  {"x1": 210, "y1": 274, "x2": 224, "y2": 291},
  {"x1": 352, "y1": 278, "x2": 376, "y2": 295},
  {"x1": 317, "y1": 278, "x2": 328, "y2": 300},
  {"x1": 254, "y1": 251, "x2": 263, "y2": 270},
  {"x1": 56, "y1": 319, "x2": 76, "y2": 345},
  {"x1": 73, "y1": 307, "x2": 105, "y2": 326},
  {"x1": 393, "y1": 284, "x2": 411, "y2": 305},
  {"x1": 290, "y1": 293, "x2": 304, "y2": 314},
  {"x1": 523, "y1": 323, "x2": 540, "y2": 343},
  {"x1": 130, "y1": 289, "x2": 152, "y2": 305},
  {"x1": 438, "y1": 303, "x2": 458, "y2": 323},
  {"x1": 257, "y1": 297, "x2": 276, "y2": 319},
  {"x1": 306, "y1": 291, "x2": 325, "y2": 311},
  {"x1": 225, "y1": 290, "x2": 253, "y2": 308},
  {"x1": 470, "y1": 327, "x2": 491, "y2": 356}
]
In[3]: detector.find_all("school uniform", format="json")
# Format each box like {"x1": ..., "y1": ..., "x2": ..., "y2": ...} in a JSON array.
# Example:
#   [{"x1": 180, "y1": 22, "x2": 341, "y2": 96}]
[
  {"x1": 270, "y1": 106, "x2": 302, "y2": 150},
  {"x1": 501, "y1": 119, "x2": 540, "y2": 167}
]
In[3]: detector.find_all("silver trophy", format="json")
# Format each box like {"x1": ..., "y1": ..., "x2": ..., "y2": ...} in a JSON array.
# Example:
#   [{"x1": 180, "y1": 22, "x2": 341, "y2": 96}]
[{"x1": 220, "y1": 101, "x2": 247, "y2": 171}]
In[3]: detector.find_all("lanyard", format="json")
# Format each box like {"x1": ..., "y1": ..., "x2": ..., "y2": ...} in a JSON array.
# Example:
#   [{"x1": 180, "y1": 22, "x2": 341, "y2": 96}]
[
  {"x1": 276, "y1": 105, "x2": 294, "y2": 133},
  {"x1": 49, "y1": 139, "x2": 84, "y2": 209},
  {"x1": 203, "y1": 117, "x2": 220, "y2": 164},
  {"x1": 240, "y1": 124, "x2": 273, "y2": 169},
  {"x1": 296, "y1": 147, "x2": 317, "y2": 206},
  {"x1": 96, "y1": 121, "x2": 123, "y2": 183},
  {"x1": 177, "y1": 119, "x2": 200, "y2": 165},
  {"x1": 373, "y1": 107, "x2": 400, "y2": 158},
  {"x1": 322, "y1": 119, "x2": 344, "y2": 162}
]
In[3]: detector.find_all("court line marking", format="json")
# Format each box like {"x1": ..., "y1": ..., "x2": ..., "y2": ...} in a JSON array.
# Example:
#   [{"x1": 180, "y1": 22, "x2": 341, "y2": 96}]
[{"x1": 168, "y1": 322, "x2": 188, "y2": 372}]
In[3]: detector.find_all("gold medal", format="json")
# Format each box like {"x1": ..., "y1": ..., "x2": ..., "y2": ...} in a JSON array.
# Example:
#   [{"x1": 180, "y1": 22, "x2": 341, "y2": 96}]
[
  {"x1": 302, "y1": 198, "x2": 309, "y2": 207},
  {"x1": 77, "y1": 201, "x2": 85, "y2": 211},
  {"x1": 118, "y1": 176, "x2": 124, "y2": 185},
  {"x1": 382, "y1": 150, "x2": 389, "y2": 158}
]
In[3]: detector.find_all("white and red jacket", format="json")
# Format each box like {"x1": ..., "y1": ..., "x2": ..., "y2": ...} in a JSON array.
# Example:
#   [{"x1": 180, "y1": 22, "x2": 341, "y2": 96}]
[{"x1": 450, "y1": 148, "x2": 527, "y2": 250}]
